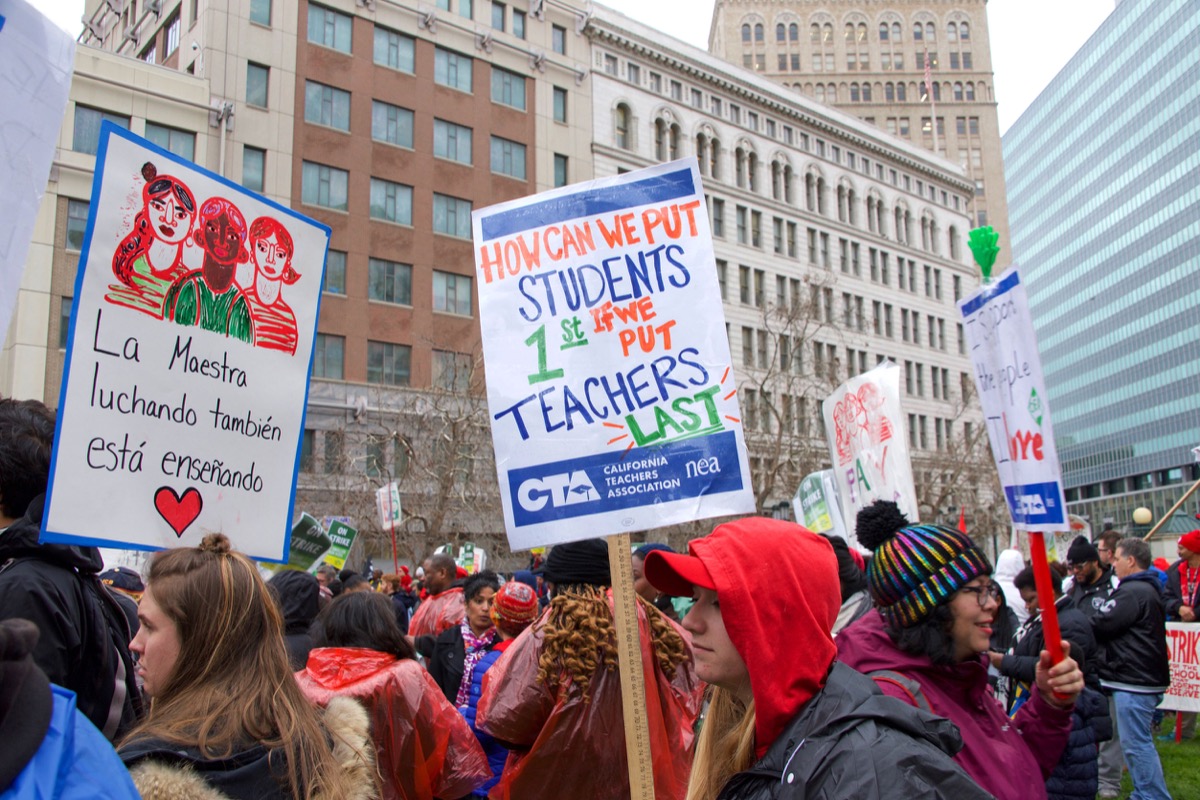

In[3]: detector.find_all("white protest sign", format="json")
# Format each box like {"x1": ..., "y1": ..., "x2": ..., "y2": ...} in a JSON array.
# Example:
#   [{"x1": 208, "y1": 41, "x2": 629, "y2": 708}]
[
  {"x1": 958, "y1": 266, "x2": 1068, "y2": 531},
  {"x1": 822, "y1": 362, "x2": 918, "y2": 532},
  {"x1": 0, "y1": 0, "x2": 75, "y2": 344},
  {"x1": 473, "y1": 159, "x2": 754, "y2": 550},
  {"x1": 43, "y1": 124, "x2": 330, "y2": 562},
  {"x1": 1162, "y1": 622, "x2": 1200, "y2": 713},
  {"x1": 376, "y1": 482, "x2": 401, "y2": 532},
  {"x1": 793, "y1": 469, "x2": 850, "y2": 543}
]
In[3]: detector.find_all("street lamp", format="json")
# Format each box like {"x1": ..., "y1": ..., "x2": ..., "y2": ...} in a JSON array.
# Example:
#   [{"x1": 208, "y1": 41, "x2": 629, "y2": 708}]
[{"x1": 1131, "y1": 506, "x2": 1153, "y2": 539}]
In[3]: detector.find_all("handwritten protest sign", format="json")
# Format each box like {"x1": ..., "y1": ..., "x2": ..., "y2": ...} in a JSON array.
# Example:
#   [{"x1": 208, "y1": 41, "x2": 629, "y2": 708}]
[
  {"x1": 822, "y1": 362, "x2": 918, "y2": 532},
  {"x1": 793, "y1": 469, "x2": 850, "y2": 543},
  {"x1": 0, "y1": 0, "x2": 76, "y2": 345},
  {"x1": 1162, "y1": 622, "x2": 1200, "y2": 713},
  {"x1": 42, "y1": 123, "x2": 329, "y2": 562},
  {"x1": 473, "y1": 159, "x2": 754, "y2": 550},
  {"x1": 958, "y1": 267, "x2": 1067, "y2": 530},
  {"x1": 376, "y1": 481, "x2": 402, "y2": 531}
]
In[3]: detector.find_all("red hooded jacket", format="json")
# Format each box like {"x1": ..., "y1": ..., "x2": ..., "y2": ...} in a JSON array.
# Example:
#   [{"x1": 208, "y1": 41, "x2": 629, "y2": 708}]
[{"x1": 407, "y1": 587, "x2": 465, "y2": 638}]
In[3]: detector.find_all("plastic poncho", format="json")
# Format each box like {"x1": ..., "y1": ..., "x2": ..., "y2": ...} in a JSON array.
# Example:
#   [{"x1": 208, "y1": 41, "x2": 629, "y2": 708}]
[
  {"x1": 296, "y1": 648, "x2": 490, "y2": 800},
  {"x1": 408, "y1": 588, "x2": 465, "y2": 638},
  {"x1": 476, "y1": 591, "x2": 701, "y2": 800}
]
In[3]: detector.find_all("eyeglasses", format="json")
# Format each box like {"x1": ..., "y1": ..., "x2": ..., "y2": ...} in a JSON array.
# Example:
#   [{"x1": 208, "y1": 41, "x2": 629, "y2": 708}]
[{"x1": 959, "y1": 583, "x2": 1003, "y2": 608}]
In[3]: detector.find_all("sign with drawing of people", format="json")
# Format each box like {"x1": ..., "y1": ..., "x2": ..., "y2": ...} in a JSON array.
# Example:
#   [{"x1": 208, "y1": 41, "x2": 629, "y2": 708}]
[
  {"x1": 473, "y1": 160, "x2": 754, "y2": 550},
  {"x1": 42, "y1": 123, "x2": 329, "y2": 562}
]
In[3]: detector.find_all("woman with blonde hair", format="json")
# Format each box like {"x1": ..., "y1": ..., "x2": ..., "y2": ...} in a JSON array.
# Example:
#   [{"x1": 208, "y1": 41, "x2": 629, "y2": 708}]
[
  {"x1": 117, "y1": 534, "x2": 376, "y2": 800},
  {"x1": 476, "y1": 538, "x2": 701, "y2": 799}
]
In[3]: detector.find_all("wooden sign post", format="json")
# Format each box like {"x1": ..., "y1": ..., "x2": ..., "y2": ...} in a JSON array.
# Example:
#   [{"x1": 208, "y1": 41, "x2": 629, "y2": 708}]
[{"x1": 608, "y1": 533, "x2": 655, "y2": 799}]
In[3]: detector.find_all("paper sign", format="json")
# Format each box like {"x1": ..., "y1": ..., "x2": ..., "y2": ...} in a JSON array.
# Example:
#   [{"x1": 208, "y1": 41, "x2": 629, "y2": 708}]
[
  {"x1": 286, "y1": 513, "x2": 332, "y2": 573},
  {"x1": 0, "y1": 0, "x2": 76, "y2": 346},
  {"x1": 42, "y1": 124, "x2": 330, "y2": 561},
  {"x1": 958, "y1": 267, "x2": 1068, "y2": 531},
  {"x1": 473, "y1": 159, "x2": 754, "y2": 550},
  {"x1": 1162, "y1": 622, "x2": 1200, "y2": 713},
  {"x1": 822, "y1": 362, "x2": 918, "y2": 532},
  {"x1": 793, "y1": 469, "x2": 849, "y2": 542},
  {"x1": 322, "y1": 520, "x2": 358, "y2": 570},
  {"x1": 376, "y1": 482, "x2": 401, "y2": 531}
]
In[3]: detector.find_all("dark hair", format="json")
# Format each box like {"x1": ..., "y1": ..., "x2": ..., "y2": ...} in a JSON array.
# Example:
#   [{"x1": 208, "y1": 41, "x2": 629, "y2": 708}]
[
  {"x1": 341, "y1": 574, "x2": 369, "y2": 593},
  {"x1": 885, "y1": 604, "x2": 958, "y2": 666},
  {"x1": 427, "y1": 553, "x2": 457, "y2": 576},
  {"x1": 1117, "y1": 537, "x2": 1152, "y2": 570},
  {"x1": 1013, "y1": 565, "x2": 1061, "y2": 595},
  {"x1": 0, "y1": 399, "x2": 56, "y2": 519},
  {"x1": 1098, "y1": 530, "x2": 1122, "y2": 553},
  {"x1": 310, "y1": 591, "x2": 415, "y2": 660},
  {"x1": 463, "y1": 569, "x2": 501, "y2": 602}
]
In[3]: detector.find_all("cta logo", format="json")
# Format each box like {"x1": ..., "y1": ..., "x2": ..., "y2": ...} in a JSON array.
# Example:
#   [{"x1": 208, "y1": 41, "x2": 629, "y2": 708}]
[
  {"x1": 1015, "y1": 493, "x2": 1047, "y2": 516},
  {"x1": 517, "y1": 470, "x2": 600, "y2": 513}
]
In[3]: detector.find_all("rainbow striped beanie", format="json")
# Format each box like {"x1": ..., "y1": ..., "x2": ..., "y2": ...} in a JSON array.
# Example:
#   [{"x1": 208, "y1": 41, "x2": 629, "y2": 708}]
[{"x1": 857, "y1": 501, "x2": 992, "y2": 628}]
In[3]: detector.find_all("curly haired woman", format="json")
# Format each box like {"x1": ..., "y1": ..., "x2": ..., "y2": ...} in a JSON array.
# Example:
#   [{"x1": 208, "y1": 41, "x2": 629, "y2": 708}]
[{"x1": 475, "y1": 538, "x2": 701, "y2": 800}]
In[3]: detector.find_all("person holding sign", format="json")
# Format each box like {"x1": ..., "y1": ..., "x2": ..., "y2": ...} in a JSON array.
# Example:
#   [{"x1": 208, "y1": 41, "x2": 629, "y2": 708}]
[
  {"x1": 643, "y1": 517, "x2": 989, "y2": 800},
  {"x1": 475, "y1": 539, "x2": 700, "y2": 800},
  {"x1": 838, "y1": 502, "x2": 1084, "y2": 800}
]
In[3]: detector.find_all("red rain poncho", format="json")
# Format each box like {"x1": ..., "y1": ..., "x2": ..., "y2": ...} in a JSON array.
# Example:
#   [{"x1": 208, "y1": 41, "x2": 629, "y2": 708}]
[
  {"x1": 476, "y1": 591, "x2": 701, "y2": 800},
  {"x1": 296, "y1": 647, "x2": 490, "y2": 800},
  {"x1": 408, "y1": 587, "x2": 465, "y2": 638}
]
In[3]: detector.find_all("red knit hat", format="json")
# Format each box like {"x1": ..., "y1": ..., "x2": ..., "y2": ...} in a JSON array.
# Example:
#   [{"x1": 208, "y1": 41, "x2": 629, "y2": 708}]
[
  {"x1": 490, "y1": 581, "x2": 539, "y2": 636},
  {"x1": 1179, "y1": 530, "x2": 1200, "y2": 554}
]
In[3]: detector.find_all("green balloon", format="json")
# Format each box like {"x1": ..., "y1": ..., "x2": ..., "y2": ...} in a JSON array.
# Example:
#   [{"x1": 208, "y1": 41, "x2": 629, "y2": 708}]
[{"x1": 968, "y1": 226, "x2": 1000, "y2": 281}]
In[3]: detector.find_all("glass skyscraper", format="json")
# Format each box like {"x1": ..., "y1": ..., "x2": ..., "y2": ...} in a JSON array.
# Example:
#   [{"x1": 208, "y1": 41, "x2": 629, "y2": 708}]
[{"x1": 1002, "y1": 0, "x2": 1200, "y2": 528}]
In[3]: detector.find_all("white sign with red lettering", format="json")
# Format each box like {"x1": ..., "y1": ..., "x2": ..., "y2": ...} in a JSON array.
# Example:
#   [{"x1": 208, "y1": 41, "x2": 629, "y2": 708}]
[{"x1": 1162, "y1": 622, "x2": 1200, "y2": 713}]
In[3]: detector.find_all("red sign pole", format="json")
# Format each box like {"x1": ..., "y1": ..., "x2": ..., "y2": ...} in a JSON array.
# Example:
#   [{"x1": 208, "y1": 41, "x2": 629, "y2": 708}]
[{"x1": 1028, "y1": 531, "x2": 1067, "y2": 700}]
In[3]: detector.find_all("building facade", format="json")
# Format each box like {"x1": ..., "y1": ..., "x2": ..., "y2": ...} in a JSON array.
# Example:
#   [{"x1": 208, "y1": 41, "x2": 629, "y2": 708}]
[
  {"x1": 1003, "y1": 0, "x2": 1200, "y2": 535},
  {"x1": 588, "y1": 5, "x2": 999, "y2": 535},
  {"x1": 707, "y1": 0, "x2": 1010, "y2": 266}
]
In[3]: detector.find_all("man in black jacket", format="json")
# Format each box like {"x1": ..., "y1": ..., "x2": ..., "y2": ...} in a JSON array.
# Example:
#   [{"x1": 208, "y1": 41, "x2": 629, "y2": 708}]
[
  {"x1": 0, "y1": 399, "x2": 142, "y2": 740},
  {"x1": 1092, "y1": 538, "x2": 1171, "y2": 800}
]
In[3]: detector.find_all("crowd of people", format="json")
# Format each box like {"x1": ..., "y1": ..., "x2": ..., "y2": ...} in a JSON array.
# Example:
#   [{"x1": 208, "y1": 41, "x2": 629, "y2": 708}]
[{"x1": 0, "y1": 394, "x2": 1188, "y2": 799}]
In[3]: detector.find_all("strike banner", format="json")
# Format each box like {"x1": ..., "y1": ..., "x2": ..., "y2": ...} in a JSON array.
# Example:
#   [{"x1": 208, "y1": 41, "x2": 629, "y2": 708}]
[
  {"x1": 1162, "y1": 622, "x2": 1200, "y2": 713},
  {"x1": 43, "y1": 123, "x2": 329, "y2": 562},
  {"x1": 473, "y1": 159, "x2": 754, "y2": 550},
  {"x1": 958, "y1": 267, "x2": 1068, "y2": 531},
  {"x1": 822, "y1": 362, "x2": 918, "y2": 533},
  {"x1": 793, "y1": 469, "x2": 849, "y2": 543}
]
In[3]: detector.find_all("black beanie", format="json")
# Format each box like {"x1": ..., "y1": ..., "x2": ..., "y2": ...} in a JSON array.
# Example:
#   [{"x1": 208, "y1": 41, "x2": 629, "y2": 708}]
[
  {"x1": 0, "y1": 619, "x2": 53, "y2": 792},
  {"x1": 1067, "y1": 535, "x2": 1099, "y2": 565},
  {"x1": 537, "y1": 538, "x2": 612, "y2": 587}
]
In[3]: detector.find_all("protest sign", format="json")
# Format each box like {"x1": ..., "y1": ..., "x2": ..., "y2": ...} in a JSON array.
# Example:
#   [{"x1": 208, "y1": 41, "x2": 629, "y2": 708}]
[
  {"x1": 376, "y1": 481, "x2": 402, "y2": 531},
  {"x1": 958, "y1": 267, "x2": 1068, "y2": 531},
  {"x1": 822, "y1": 362, "x2": 918, "y2": 533},
  {"x1": 285, "y1": 513, "x2": 332, "y2": 573},
  {"x1": 42, "y1": 123, "x2": 330, "y2": 562},
  {"x1": 322, "y1": 520, "x2": 358, "y2": 570},
  {"x1": 793, "y1": 470, "x2": 850, "y2": 543},
  {"x1": 0, "y1": 0, "x2": 75, "y2": 346},
  {"x1": 1162, "y1": 622, "x2": 1200, "y2": 713},
  {"x1": 473, "y1": 159, "x2": 754, "y2": 550}
]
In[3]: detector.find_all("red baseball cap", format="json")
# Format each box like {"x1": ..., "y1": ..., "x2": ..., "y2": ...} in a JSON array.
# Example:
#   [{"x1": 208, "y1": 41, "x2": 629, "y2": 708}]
[{"x1": 643, "y1": 549, "x2": 716, "y2": 597}]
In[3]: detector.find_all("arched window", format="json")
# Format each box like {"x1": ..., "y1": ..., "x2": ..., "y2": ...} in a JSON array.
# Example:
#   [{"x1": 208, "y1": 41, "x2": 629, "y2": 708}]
[
  {"x1": 789, "y1": 23, "x2": 798, "y2": 41},
  {"x1": 953, "y1": 82, "x2": 964, "y2": 101},
  {"x1": 735, "y1": 147, "x2": 747, "y2": 189},
  {"x1": 777, "y1": 23, "x2": 786, "y2": 42},
  {"x1": 960, "y1": 22, "x2": 970, "y2": 41},
  {"x1": 850, "y1": 83, "x2": 860, "y2": 102},
  {"x1": 805, "y1": 172, "x2": 817, "y2": 212},
  {"x1": 892, "y1": 22, "x2": 901, "y2": 41},
  {"x1": 615, "y1": 104, "x2": 631, "y2": 150},
  {"x1": 755, "y1": 23, "x2": 764, "y2": 42},
  {"x1": 709, "y1": 138, "x2": 721, "y2": 180},
  {"x1": 810, "y1": 24, "x2": 821, "y2": 44},
  {"x1": 913, "y1": 22, "x2": 923, "y2": 41},
  {"x1": 695, "y1": 134, "x2": 709, "y2": 175},
  {"x1": 897, "y1": 82, "x2": 907, "y2": 101},
  {"x1": 857, "y1": 23, "x2": 867, "y2": 42},
  {"x1": 742, "y1": 23, "x2": 752, "y2": 43},
  {"x1": 817, "y1": 177, "x2": 828, "y2": 216},
  {"x1": 747, "y1": 151, "x2": 759, "y2": 192},
  {"x1": 885, "y1": 83, "x2": 895, "y2": 101},
  {"x1": 823, "y1": 23, "x2": 833, "y2": 44},
  {"x1": 668, "y1": 124, "x2": 680, "y2": 160},
  {"x1": 827, "y1": 83, "x2": 837, "y2": 102},
  {"x1": 845, "y1": 23, "x2": 855, "y2": 43},
  {"x1": 965, "y1": 83, "x2": 976, "y2": 101},
  {"x1": 815, "y1": 84, "x2": 825, "y2": 103},
  {"x1": 948, "y1": 22, "x2": 958, "y2": 42},
  {"x1": 654, "y1": 118, "x2": 668, "y2": 161},
  {"x1": 879, "y1": 22, "x2": 889, "y2": 41},
  {"x1": 862, "y1": 83, "x2": 872, "y2": 102},
  {"x1": 847, "y1": 188, "x2": 858, "y2": 226},
  {"x1": 925, "y1": 22, "x2": 935, "y2": 41}
]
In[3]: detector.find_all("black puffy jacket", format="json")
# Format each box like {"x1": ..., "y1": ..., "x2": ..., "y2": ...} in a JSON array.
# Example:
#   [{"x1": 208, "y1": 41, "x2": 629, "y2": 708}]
[
  {"x1": 1092, "y1": 571, "x2": 1171, "y2": 692},
  {"x1": 1045, "y1": 686, "x2": 1112, "y2": 800},
  {"x1": 1000, "y1": 597, "x2": 1101, "y2": 690},
  {"x1": 715, "y1": 662, "x2": 995, "y2": 800}
]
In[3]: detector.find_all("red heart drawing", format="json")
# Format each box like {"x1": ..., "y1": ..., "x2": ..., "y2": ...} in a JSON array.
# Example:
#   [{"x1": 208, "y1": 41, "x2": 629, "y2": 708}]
[{"x1": 154, "y1": 486, "x2": 203, "y2": 538}]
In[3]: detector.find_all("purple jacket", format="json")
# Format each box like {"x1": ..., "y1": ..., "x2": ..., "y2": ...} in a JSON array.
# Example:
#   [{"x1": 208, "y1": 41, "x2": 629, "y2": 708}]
[{"x1": 838, "y1": 610, "x2": 1073, "y2": 800}]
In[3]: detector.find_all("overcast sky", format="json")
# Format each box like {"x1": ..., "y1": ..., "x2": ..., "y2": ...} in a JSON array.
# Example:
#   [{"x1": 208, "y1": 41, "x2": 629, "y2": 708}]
[{"x1": 32, "y1": 0, "x2": 1114, "y2": 134}]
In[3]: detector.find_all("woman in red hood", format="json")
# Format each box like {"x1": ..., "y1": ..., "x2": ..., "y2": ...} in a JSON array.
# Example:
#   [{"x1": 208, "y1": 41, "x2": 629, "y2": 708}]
[
  {"x1": 837, "y1": 501, "x2": 1084, "y2": 800},
  {"x1": 296, "y1": 591, "x2": 490, "y2": 800},
  {"x1": 644, "y1": 517, "x2": 992, "y2": 800}
]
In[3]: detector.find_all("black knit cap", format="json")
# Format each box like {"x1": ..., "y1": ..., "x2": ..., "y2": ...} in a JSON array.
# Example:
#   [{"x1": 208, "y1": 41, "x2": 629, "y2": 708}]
[
  {"x1": 1066, "y1": 536, "x2": 1099, "y2": 566},
  {"x1": 536, "y1": 538, "x2": 612, "y2": 587},
  {"x1": 0, "y1": 619, "x2": 53, "y2": 790}
]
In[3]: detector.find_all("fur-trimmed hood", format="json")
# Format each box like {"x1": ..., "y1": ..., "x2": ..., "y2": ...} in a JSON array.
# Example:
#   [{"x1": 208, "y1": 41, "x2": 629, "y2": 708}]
[{"x1": 127, "y1": 696, "x2": 377, "y2": 800}]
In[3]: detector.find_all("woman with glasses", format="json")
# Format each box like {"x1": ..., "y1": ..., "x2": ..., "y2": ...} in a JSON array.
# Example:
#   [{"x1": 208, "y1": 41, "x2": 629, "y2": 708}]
[{"x1": 839, "y1": 501, "x2": 1086, "y2": 800}]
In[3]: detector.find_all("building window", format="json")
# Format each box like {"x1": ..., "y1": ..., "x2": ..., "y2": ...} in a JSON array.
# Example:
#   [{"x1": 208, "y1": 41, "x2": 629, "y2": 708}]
[
  {"x1": 72, "y1": 106, "x2": 129, "y2": 155},
  {"x1": 491, "y1": 66, "x2": 526, "y2": 110},
  {"x1": 491, "y1": 1, "x2": 506, "y2": 31},
  {"x1": 368, "y1": 258, "x2": 412, "y2": 305},
  {"x1": 371, "y1": 101, "x2": 414, "y2": 148},
  {"x1": 242, "y1": 146, "x2": 265, "y2": 192},
  {"x1": 141, "y1": 44, "x2": 156, "y2": 65},
  {"x1": 627, "y1": 64, "x2": 640, "y2": 85},
  {"x1": 307, "y1": 4, "x2": 352, "y2": 52},
  {"x1": 432, "y1": 194, "x2": 472, "y2": 239},
  {"x1": 433, "y1": 119, "x2": 473, "y2": 164},
  {"x1": 614, "y1": 103, "x2": 631, "y2": 149},
  {"x1": 249, "y1": 0, "x2": 271, "y2": 26},
  {"x1": 553, "y1": 86, "x2": 567, "y2": 123},
  {"x1": 301, "y1": 162, "x2": 349, "y2": 210},
  {"x1": 65, "y1": 199, "x2": 89, "y2": 250},
  {"x1": 374, "y1": 27, "x2": 415, "y2": 72},
  {"x1": 553, "y1": 154, "x2": 568, "y2": 187},
  {"x1": 366, "y1": 341, "x2": 410, "y2": 386},
  {"x1": 58, "y1": 297, "x2": 73, "y2": 348},
  {"x1": 433, "y1": 350, "x2": 472, "y2": 391},
  {"x1": 298, "y1": 430, "x2": 314, "y2": 471},
  {"x1": 323, "y1": 431, "x2": 344, "y2": 473},
  {"x1": 323, "y1": 250, "x2": 346, "y2": 294},
  {"x1": 435, "y1": 48, "x2": 473, "y2": 93},
  {"x1": 370, "y1": 178, "x2": 413, "y2": 224},
  {"x1": 551, "y1": 23, "x2": 566, "y2": 54},
  {"x1": 304, "y1": 80, "x2": 350, "y2": 131},
  {"x1": 436, "y1": 0, "x2": 473, "y2": 19},
  {"x1": 312, "y1": 334, "x2": 345, "y2": 379},
  {"x1": 165, "y1": 15, "x2": 181, "y2": 54},
  {"x1": 512, "y1": 9, "x2": 525, "y2": 38},
  {"x1": 490, "y1": 136, "x2": 526, "y2": 179},
  {"x1": 604, "y1": 54, "x2": 618, "y2": 75},
  {"x1": 144, "y1": 122, "x2": 195, "y2": 160},
  {"x1": 246, "y1": 62, "x2": 269, "y2": 107},
  {"x1": 433, "y1": 270, "x2": 472, "y2": 315}
]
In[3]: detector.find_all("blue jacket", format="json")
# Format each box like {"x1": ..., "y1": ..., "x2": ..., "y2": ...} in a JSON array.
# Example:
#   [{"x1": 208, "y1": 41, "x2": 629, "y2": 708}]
[
  {"x1": 460, "y1": 645, "x2": 509, "y2": 797},
  {"x1": 2, "y1": 685, "x2": 140, "y2": 800},
  {"x1": 1045, "y1": 686, "x2": 1112, "y2": 800}
]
